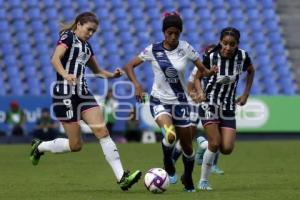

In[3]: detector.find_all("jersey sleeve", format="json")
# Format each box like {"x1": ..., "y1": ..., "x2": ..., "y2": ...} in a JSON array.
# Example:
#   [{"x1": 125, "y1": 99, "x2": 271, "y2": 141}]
[
  {"x1": 87, "y1": 42, "x2": 94, "y2": 57},
  {"x1": 186, "y1": 42, "x2": 200, "y2": 61},
  {"x1": 243, "y1": 52, "x2": 252, "y2": 71},
  {"x1": 188, "y1": 67, "x2": 198, "y2": 82},
  {"x1": 57, "y1": 31, "x2": 73, "y2": 48},
  {"x1": 138, "y1": 44, "x2": 153, "y2": 61},
  {"x1": 202, "y1": 54, "x2": 211, "y2": 69}
]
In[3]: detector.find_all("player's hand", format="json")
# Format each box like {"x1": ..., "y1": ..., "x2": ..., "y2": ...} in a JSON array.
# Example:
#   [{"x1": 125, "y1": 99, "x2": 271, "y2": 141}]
[
  {"x1": 112, "y1": 68, "x2": 124, "y2": 78},
  {"x1": 135, "y1": 84, "x2": 146, "y2": 103},
  {"x1": 209, "y1": 65, "x2": 219, "y2": 76},
  {"x1": 189, "y1": 89, "x2": 206, "y2": 103},
  {"x1": 236, "y1": 94, "x2": 249, "y2": 106},
  {"x1": 63, "y1": 74, "x2": 77, "y2": 86}
]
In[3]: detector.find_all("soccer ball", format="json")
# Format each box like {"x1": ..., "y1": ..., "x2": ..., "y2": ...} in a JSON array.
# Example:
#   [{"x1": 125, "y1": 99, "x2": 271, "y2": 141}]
[{"x1": 144, "y1": 168, "x2": 169, "y2": 193}]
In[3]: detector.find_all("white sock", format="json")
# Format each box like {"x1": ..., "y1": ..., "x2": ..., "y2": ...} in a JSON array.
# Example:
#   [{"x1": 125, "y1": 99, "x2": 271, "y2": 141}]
[
  {"x1": 175, "y1": 140, "x2": 182, "y2": 151},
  {"x1": 38, "y1": 138, "x2": 71, "y2": 153},
  {"x1": 200, "y1": 148, "x2": 216, "y2": 182},
  {"x1": 200, "y1": 141, "x2": 208, "y2": 149},
  {"x1": 99, "y1": 136, "x2": 124, "y2": 181}
]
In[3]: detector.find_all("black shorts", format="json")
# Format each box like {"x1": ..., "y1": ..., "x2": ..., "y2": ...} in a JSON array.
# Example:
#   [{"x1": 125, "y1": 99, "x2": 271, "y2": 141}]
[
  {"x1": 51, "y1": 90, "x2": 99, "y2": 123},
  {"x1": 199, "y1": 103, "x2": 236, "y2": 129}
]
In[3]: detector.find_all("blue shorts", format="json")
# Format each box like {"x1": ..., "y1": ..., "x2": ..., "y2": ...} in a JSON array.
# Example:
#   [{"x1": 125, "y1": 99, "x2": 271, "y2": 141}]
[
  {"x1": 190, "y1": 104, "x2": 200, "y2": 126},
  {"x1": 198, "y1": 103, "x2": 236, "y2": 129},
  {"x1": 149, "y1": 96, "x2": 191, "y2": 127}
]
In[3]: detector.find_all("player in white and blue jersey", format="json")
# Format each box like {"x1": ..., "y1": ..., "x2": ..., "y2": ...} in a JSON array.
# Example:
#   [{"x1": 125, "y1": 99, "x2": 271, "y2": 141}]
[
  {"x1": 124, "y1": 12, "x2": 217, "y2": 192},
  {"x1": 192, "y1": 27, "x2": 255, "y2": 190},
  {"x1": 29, "y1": 12, "x2": 141, "y2": 191}
]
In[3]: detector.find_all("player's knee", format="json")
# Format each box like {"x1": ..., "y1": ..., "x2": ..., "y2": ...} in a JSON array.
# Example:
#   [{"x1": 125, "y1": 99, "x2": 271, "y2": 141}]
[
  {"x1": 220, "y1": 146, "x2": 234, "y2": 155},
  {"x1": 209, "y1": 140, "x2": 220, "y2": 151},
  {"x1": 94, "y1": 126, "x2": 109, "y2": 138}
]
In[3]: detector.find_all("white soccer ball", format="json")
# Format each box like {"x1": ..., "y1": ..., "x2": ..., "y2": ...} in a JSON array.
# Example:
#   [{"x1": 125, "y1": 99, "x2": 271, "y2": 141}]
[{"x1": 144, "y1": 168, "x2": 169, "y2": 193}]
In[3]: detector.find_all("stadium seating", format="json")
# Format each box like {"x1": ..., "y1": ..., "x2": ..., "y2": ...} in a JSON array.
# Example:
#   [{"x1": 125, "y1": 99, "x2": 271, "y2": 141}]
[{"x1": 0, "y1": 0, "x2": 297, "y2": 96}]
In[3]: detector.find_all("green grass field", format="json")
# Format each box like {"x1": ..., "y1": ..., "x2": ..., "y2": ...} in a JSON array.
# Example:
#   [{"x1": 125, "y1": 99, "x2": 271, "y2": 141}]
[{"x1": 1, "y1": 140, "x2": 300, "y2": 200}]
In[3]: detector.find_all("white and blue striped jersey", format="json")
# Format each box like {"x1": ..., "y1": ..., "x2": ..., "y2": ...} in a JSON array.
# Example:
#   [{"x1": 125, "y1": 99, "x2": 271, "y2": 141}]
[
  {"x1": 138, "y1": 40, "x2": 199, "y2": 104},
  {"x1": 54, "y1": 30, "x2": 94, "y2": 95}
]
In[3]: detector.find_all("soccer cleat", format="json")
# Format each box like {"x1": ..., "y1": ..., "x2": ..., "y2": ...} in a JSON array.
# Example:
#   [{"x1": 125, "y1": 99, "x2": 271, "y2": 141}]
[
  {"x1": 211, "y1": 165, "x2": 224, "y2": 175},
  {"x1": 195, "y1": 136, "x2": 206, "y2": 165},
  {"x1": 30, "y1": 139, "x2": 44, "y2": 166},
  {"x1": 198, "y1": 180, "x2": 213, "y2": 191},
  {"x1": 118, "y1": 170, "x2": 142, "y2": 191},
  {"x1": 181, "y1": 175, "x2": 195, "y2": 192},
  {"x1": 169, "y1": 174, "x2": 177, "y2": 184}
]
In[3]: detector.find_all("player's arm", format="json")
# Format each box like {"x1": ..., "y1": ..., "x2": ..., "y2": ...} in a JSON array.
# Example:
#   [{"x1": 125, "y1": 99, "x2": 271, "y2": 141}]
[
  {"x1": 87, "y1": 56, "x2": 123, "y2": 79},
  {"x1": 188, "y1": 68, "x2": 205, "y2": 103},
  {"x1": 193, "y1": 59, "x2": 218, "y2": 78},
  {"x1": 236, "y1": 64, "x2": 255, "y2": 106},
  {"x1": 124, "y1": 56, "x2": 145, "y2": 102},
  {"x1": 51, "y1": 45, "x2": 77, "y2": 85}
]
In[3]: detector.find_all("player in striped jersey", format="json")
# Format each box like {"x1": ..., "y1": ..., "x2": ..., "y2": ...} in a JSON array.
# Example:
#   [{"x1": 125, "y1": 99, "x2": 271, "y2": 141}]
[
  {"x1": 29, "y1": 12, "x2": 141, "y2": 191},
  {"x1": 191, "y1": 27, "x2": 255, "y2": 190},
  {"x1": 124, "y1": 12, "x2": 217, "y2": 192}
]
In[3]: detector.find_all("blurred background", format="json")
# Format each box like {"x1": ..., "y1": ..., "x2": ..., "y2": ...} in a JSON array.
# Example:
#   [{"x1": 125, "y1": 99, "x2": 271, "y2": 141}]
[{"x1": 0, "y1": 0, "x2": 300, "y2": 143}]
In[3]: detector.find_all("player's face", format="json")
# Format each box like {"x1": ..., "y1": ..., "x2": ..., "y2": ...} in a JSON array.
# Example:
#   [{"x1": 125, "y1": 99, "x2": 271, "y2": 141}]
[
  {"x1": 220, "y1": 35, "x2": 238, "y2": 58},
  {"x1": 76, "y1": 22, "x2": 98, "y2": 41},
  {"x1": 164, "y1": 27, "x2": 181, "y2": 49}
]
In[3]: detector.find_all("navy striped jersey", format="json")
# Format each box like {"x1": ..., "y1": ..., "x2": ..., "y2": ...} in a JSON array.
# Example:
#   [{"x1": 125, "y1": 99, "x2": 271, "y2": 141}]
[
  {"x1": 54, "y1": 30, "x2": 94, "y2": 95},
  {"x1": 202, "y1": 48, "x2": 252, "y2": 111}
]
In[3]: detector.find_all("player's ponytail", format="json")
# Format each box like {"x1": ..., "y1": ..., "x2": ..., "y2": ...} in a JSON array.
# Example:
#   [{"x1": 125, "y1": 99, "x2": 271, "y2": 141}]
[{"x1": 59, "y1": 11, "x2": 99, "y2": 35}]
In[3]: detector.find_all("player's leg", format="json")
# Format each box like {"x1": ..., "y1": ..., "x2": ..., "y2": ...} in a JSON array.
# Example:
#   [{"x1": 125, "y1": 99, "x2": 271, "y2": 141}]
[
  {"x1": 198, "y1": 123, "x2": 220, "y2": 190},
  {"x1": 155, "y1": 114, "x2": 177, "y2": 183},
  {"x1": 30, "y1": 122, "x2": 79, "y2": 165},
  {"x1": 176, "y1": 126, "x2": 195, "y2": 192},
  {"x1": 81, "y1": 106, "x2": 141, "y2": 190},
  {"x1": 220, "y1": 127, "x2": 236, "y2": 155}
]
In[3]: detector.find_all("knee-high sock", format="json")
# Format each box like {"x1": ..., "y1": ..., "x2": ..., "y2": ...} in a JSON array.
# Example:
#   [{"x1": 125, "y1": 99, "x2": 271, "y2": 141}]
[
  {"x1": 200, "y1": 149, "x2": 216, "y2": 181},
  {"x1": 38, "y1": 138, "x2": 71, "y2": 153},
  {"x1": 162, "y1": 138, "x2": 175, "y2": 176},
  {"x1": 99, "y1": 136, "x2": 124, "y2": 181},
  {"x1": 182, "y1": 151, "x2": 195, "y2": 181},
  {"x1": 213, "y1": 151, "x2": 220, "y2": 165}
]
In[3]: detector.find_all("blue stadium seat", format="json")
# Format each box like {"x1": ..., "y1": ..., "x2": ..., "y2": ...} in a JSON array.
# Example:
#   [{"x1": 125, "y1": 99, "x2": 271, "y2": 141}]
[
  {"x1": 119, "y1": 31, "x2": 133, "y2": 43},
  {"x1": 11, "y1": 8, "x2": 24, "y2": 19},
  {"x1": 260, "y1": 0, "x2": 275, "y2": 9},
  {"x1": 7, "y1": 66, "x2": 19, "y2": 77},
  {"x1": 211, "y1": 0, "x2": 225, "y2": 8},
  {"x1": 0, "y1": 8, "x2": 6, "y2": 19},
  {"x1": 181, "y1": 8, "x2": 194, "y2": 20},
  {"x1": 24, "y1": 67, "x2": 36, "y2": 77},
  {"x1": 127, "y1": 0, "x2": 140, "y2": 7},
  {"x1": 25, "y1": 0, "x2": 39, "y2": 8},
  {"x1": 45, "y1": 8, "x2": 58, "y2": 20},
  {"x1": 270, "y1": 43, "x2": 285, "y2": 56},
  {"x1": 262, "y1": 9, "x2": 276, "y2": 20},
  {"x1": 0, "y1": 32, "x2": 11, "y2": 43},
  {"x1": 243, "y1": 0, "x2": 258, "y2": 9},
  {"x1": 177, "y1": 0, "x2": 190, "y2": 8},
  {"x1": 264, "y1": 20, "x2": 279, "y2": 32},
  {"x1": 63, "y1": 8, "x2": 75, "y2": 22},
  {"x1": 200, "y1": 20, "x2": 214, "y2": 32},
  {"x1": 28, "y1": 7, "x2": 41, "y2": 20},
  {"x1": 7, "y1": 0, "x2": 22, "y2": 8},
  {"x1": 226, "y1": 0, "x2": 242, "y2": 8},
  {"x1": 214, "y1": 8, "x2": 227, "y2": 20},
  {"x1": 96, "y1": 7, "x2": 109, "y2": 19},
  {"x1": 16, "y1": 32, "x2": 30, "y2": 45},
  {"x1": 231, "y1": 20, "x2": 246, "y2": 32},
  {"x1": 113, "y1": 8, "x2": 126, "y2": 19},
  {"x1": 267, "y1": 32, "x2": 282, "y2": 43},
  {"x1": 248, "y1": 20, "x2": 263, "y2": 31},
  {"x1": 27, "y1": 78, "x2": 42, "y2": 95},
  {"x1": 146, "y1": 8, "x2": 161, "y2": 20},
  {"x1": 30, "y1": 20, "x2": 44, "y2": 32},
  {"x1": 12, "y1": 20, "x2": 26, "y2": 32},
  {"x1": 247, "y1": 8, "x2": 261, "y2": 21},
  {"x1": 59, "y1": 0, "x2": 72, "y2": 8},
  {"x1": 133, "y1": 20, "x2": 147, "y2": 31},
  {"x1": 194, "y1": 0, "x2": 208, "y2": 8},
  {"x1": 161, "y1": 0, "x2": 174, "y2": 9},
  {"x1": 3, "y1": 54, "x2": 17, "y2": 67},
  {"x1": 0, "y1": 76, "x2": 5, "y2": 95},
  {"x1": 42, "y1": 0, "x2": 55, "y2": 8},
  {"x1": 109, "y1": 0, "x2": 123, "y2": 8},
  {"x1": 230, "y1": 9, "x2": 244, "y2": 21},
  {"x1": 130, "y1": 8, "x2": 144, "y2": 20},
  {"x1": 100, "y1": 20, "x2": 113, "y2": 31},
  {"x1": 76, "y1": 0, "x2": 91, "y2": 8},
  {"x1": 0, "y1": 20, "x2": 9, "y2": 32},
  {"x1": 185, "y1": 20, "x2": 197, "y2": 31},
  {"x1": 144, "y1": 0, "x2": 158, "y2": 10},
  {"x1": 199, "y1": 9, "x2": 211, "y2": 20},
  {"x1": 18, "y1": 43, "x2": 32, "y2": 55},
  {"x1": 251, "y1": 32, "x2": 266, "y2": 44},
  {"x1": 9, "y1": 77, "x2": 24, "y2": 96}
]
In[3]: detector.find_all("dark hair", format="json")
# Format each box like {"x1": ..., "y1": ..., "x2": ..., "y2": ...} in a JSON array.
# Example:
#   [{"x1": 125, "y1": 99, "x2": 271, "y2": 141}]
[
  {"x1": 59, "y1": 12, "x2": 99, "y2": 34},
  {"x1": 202, "y1": 44, "x2": 217, "y2": 55},
  {"x1": 220, "y1": 27, "x2": 240, "y2": 43},
  {"x1": 162, "y1": 11, "x2": 183, "y2": 32}
]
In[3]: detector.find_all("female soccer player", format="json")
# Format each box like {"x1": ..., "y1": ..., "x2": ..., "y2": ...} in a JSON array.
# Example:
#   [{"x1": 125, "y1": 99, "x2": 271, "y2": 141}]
[
  {"x1": 193, "y1": 27, "x2": 255, "y2": 190},
  {"x1": 29, "y1": 12, "x2": 141, "y2": 191},
  {"x1": 124, "y1": 11, "x2": 217, "y2": 192}
]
